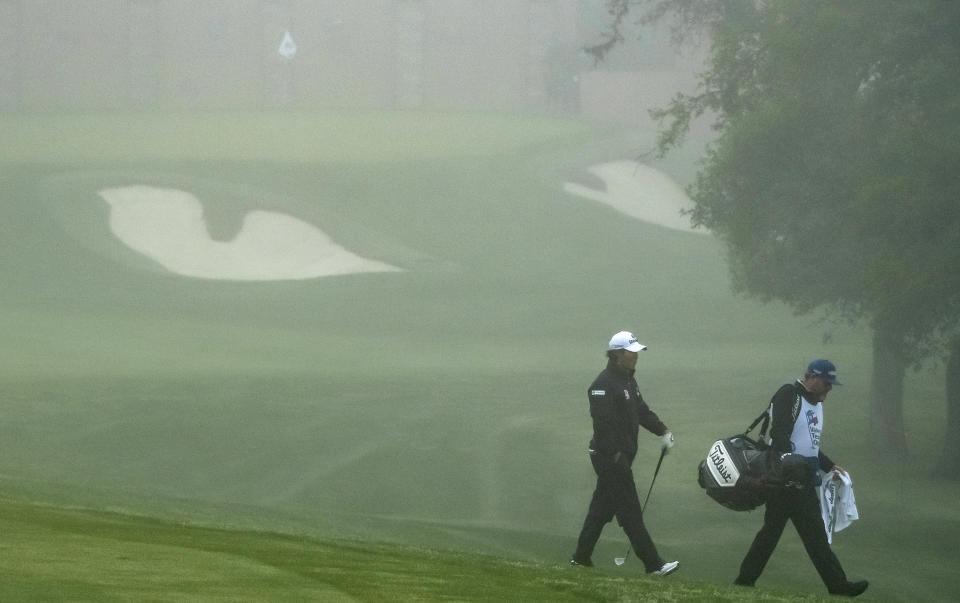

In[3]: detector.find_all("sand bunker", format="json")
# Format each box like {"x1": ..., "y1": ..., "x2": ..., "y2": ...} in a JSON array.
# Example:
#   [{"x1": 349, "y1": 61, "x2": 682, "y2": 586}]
[
  {"x1": 98, "y1": 185, "x2": 401, "y2": 281},
  {"x1": 97, "y1": 164, "x2": 698, "y2": 281},
  {"x1": 563, "y1": 161, "x2": 705, "y2": 234}
]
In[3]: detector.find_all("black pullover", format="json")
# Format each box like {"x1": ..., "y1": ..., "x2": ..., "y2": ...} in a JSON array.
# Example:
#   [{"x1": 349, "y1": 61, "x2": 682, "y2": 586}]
[{"x1": 587, "y1": 358, "x2": 668, "y2": 462}]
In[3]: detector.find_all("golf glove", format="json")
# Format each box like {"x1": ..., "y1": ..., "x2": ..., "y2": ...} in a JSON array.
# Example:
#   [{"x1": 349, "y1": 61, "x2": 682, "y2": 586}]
[{"x1": 661, "y1": 431, "x2": 675, "y2": 453}]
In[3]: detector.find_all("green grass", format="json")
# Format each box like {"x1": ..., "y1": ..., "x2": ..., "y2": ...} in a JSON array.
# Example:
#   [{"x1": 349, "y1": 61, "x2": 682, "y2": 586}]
[
  {"x1": 0, "y1": 109, "x2": 957, "y2": 601},
  {"x1": 0, "y1": 498, "x2": 838, "y2": 602},
  {"x1": 0, "y1": 110, "x2": 600, "y2": 163}
]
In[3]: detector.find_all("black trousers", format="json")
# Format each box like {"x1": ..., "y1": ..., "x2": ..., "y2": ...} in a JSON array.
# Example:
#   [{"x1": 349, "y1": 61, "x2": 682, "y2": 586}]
[
  {"x1": 573, "y1": 454, "x2": 664, "y2": 572},
  {"x1": 736, "y1": 485, "x2": 847, "y2": 590}
]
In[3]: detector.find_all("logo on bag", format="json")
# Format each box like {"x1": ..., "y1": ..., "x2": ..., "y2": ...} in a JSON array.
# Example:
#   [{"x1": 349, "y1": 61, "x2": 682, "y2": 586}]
[{"x1": 707, "y1": 440, "x2": 740, "y2": 487}]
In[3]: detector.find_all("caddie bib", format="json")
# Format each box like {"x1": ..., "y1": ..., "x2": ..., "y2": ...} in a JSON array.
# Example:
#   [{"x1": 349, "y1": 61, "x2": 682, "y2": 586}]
[{"x1": 788, "y1": 396, "x2": 823, "y2": 457}]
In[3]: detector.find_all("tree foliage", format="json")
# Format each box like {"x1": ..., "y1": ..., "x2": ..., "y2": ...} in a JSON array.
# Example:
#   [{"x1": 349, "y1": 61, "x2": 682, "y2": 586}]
[{"x1": 595, "y1": 0, "x2": 960, "y2": 458}]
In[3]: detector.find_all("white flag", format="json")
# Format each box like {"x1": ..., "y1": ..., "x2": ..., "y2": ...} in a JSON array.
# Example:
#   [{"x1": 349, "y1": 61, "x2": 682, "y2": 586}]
[{"x1": 278, "y1": 31, "x2": 297, "y2": 59}]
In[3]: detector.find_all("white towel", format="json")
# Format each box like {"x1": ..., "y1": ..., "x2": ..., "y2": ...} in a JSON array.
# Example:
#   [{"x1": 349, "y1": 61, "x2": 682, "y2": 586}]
[{"x1": 819, "y1": 470, "x2": 859, "y2": 544}]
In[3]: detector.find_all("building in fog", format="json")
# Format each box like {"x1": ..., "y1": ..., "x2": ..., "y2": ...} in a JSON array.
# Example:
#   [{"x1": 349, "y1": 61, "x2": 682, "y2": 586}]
[{"x1": 0, "y1": 0, "x2": 703, "y2": 126}]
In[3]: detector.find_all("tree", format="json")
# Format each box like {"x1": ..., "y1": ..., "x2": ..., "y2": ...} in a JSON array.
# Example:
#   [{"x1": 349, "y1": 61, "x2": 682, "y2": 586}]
[{"x1": 592, "y1": 1, "x2": 960, "y2": 466}]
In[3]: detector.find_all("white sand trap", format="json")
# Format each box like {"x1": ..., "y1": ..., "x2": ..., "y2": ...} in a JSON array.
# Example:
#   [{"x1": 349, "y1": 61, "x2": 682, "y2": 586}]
[
  {"x1": 98, "y1": 185, "x2": 402, "y2": 281},
  {"x1": 563, "y1": 160, "x2": 706, "y2": 234}
]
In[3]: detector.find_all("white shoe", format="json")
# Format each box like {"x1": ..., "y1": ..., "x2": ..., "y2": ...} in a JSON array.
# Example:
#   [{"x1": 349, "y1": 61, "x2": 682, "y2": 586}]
[{"x1": 651, "y1": 560, "x2": 679, "y2": 576}]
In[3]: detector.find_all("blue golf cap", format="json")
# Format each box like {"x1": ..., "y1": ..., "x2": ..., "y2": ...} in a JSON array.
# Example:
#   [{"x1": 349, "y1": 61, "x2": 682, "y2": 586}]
[{"x1": 808, "y1": 359, "x2": 841, "y2": 385}]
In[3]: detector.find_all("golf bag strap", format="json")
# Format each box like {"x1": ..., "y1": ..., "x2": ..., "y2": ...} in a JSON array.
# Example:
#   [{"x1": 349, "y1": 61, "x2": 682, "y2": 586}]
[
  {"x1": 745, "y1": 409, "x2": 770, "y2": 439},
  {"x1": 746, "y1": 386, "x2": 804, "y2": 442}
]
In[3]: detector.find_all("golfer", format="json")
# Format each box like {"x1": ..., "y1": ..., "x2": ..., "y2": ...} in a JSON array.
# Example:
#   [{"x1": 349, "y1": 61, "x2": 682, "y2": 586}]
[
  {"x1": 734, "y1": 359, "x2": 868, "y2": 597},
  {"x1": 570, "y1": 331, "x2": 678, "y2": 575}
]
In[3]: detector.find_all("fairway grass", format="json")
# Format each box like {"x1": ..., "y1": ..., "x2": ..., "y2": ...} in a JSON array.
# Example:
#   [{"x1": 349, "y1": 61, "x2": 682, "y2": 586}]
[
  {"x1": 1, "y1": 498, "x2": 836, "y2": 603},
  {"x1": 1, "y1": 110, "x2": 957, "y2": 601}
]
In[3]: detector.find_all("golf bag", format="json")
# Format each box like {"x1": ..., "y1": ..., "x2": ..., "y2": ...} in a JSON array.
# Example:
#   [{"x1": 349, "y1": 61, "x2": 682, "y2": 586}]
[{"x1": 697, "y1": 406, "x2": 812, "y2": 511}]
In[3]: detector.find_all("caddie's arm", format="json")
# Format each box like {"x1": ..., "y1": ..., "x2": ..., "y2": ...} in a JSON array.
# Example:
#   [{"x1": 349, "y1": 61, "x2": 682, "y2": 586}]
[
  {"x1": 768, "y1": 384, "x2": 797, "y2": 453},
  {"x1": 818, "y1": 450, "x2": 837, "y2": 473}
]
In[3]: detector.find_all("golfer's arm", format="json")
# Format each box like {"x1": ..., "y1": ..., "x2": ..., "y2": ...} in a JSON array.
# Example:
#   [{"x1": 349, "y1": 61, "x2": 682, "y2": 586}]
[
  {"x1": 589, "y1": 398, "x2": 619, "y2": 456},
  {"x1": 637, "y1": 398, "x2": 667, "y2": 436}
]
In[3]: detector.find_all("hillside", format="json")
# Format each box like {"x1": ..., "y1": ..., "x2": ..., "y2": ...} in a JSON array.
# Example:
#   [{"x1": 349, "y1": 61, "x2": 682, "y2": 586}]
[{"x1": 0, "y1": 110, "x2": 956, "y2": 601}]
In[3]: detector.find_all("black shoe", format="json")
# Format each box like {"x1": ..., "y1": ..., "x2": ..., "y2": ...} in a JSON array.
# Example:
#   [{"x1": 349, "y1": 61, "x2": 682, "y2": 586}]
[
  {"x1": 569, "y1": 557, "x2": 593, "y2": 567},
  {"x1": 733, "y1": 578, "x2": 755, "y2": 587},
  {"x1": 829, "y1": 580, "x2": 869, "y2": 597}
]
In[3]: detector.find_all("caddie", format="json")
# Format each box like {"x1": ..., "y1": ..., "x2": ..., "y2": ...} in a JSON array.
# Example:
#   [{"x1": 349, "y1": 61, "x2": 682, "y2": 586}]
[{"x1": 734, "y1": 359, "x2": 868, "y2": 597}]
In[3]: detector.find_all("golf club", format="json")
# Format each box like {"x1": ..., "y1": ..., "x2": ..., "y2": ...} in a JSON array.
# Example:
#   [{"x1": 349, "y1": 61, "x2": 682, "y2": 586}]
[{"x1": 614, "y1": 447, "x2": 667, "y2": 566}]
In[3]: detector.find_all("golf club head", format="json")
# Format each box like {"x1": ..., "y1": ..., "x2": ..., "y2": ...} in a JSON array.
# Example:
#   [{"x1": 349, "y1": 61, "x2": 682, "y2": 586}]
[{"x1": 614, "y1": 557, "x2": 626, "y2": 566}]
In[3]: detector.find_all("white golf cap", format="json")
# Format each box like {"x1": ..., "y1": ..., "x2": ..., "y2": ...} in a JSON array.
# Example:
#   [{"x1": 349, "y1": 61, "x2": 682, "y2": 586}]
[{"x1": 608, "y1": 331, "x2": 647, "y2": 352}]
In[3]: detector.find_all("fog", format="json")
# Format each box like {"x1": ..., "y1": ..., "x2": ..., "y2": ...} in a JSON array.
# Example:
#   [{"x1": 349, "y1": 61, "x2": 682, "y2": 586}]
[
  {"x1": 1, "y1": 2, "x2": 957, "y2": 602},
  {"x1": 0, "y1": 0, "x2": 704, "y2": 124}
]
